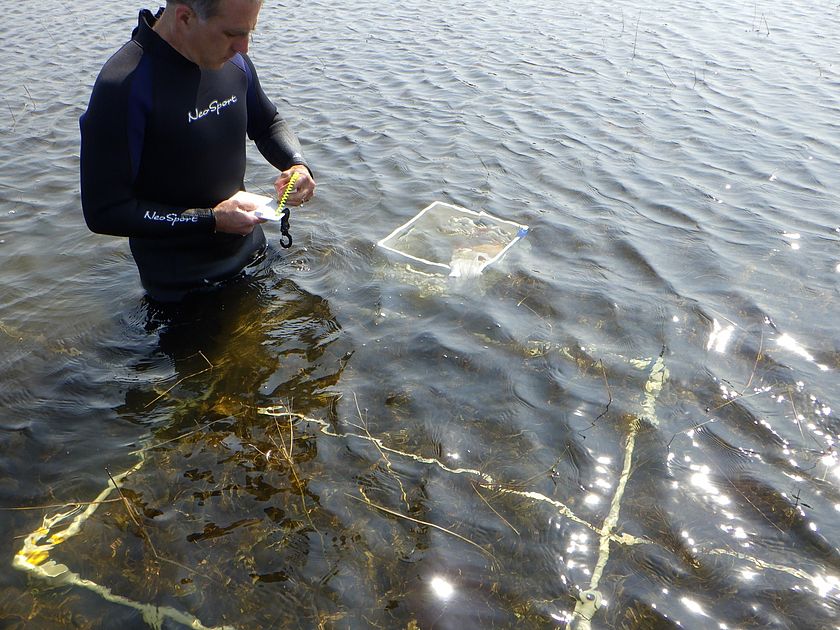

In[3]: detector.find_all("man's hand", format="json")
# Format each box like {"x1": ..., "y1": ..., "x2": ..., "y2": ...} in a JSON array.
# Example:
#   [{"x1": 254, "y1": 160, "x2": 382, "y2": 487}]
[
  {"x1": 212, "y1": 197, "x2": 264, "y2": 235},
  {"x1": 274, "y1": 165, "x2": 316, "y2": 206}
]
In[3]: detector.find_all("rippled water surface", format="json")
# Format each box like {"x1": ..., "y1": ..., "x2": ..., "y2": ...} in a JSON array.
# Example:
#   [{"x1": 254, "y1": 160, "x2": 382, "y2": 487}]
[{"x1": 2, "y1": 1, "x2": 840, "y2": 628}]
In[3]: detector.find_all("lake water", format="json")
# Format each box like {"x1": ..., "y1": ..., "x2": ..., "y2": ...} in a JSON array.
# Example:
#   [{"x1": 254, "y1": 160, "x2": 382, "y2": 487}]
[{"x1": 2, "y1": 1, "x2": 840, "y2": 628}]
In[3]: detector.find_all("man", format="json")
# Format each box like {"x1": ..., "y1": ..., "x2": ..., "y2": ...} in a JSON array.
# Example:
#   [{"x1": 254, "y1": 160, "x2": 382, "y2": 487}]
[{"x1": 80, "y1": 0, "x2": 316, "y2": 302}]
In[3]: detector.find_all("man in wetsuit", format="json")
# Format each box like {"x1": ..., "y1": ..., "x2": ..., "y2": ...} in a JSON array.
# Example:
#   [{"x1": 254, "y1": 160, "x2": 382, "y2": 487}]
[{"x1": 80, "y1": 0, "x2": 316, "y2": 302}]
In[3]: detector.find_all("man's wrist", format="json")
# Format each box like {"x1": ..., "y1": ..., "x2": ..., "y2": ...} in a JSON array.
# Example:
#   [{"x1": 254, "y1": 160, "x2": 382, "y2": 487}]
[
  {"x1": 184, "y1": 207, "x2": 216, "y2": 232},
  {"x1": 289, "y1": 163, "x2": 313, "y2": 178}
]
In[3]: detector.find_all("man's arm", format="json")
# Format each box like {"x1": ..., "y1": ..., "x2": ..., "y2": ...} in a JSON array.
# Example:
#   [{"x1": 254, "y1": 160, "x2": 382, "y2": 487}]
[
  {"x1": 240, "y1": 54, "x2": 309, "y2": 172},
  {"x1": 239, "y1": 55, "x2": 316, "y2": 204}
]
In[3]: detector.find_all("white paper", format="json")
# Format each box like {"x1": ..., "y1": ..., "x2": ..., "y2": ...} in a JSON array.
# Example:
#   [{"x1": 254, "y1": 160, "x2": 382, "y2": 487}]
[{"x1": 230, "y1": 190, "x2": 280, "y2": 221}]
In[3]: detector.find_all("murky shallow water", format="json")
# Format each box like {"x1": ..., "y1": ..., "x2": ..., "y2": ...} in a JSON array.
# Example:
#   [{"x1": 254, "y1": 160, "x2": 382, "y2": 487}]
[{"x1": 2, "y1": 1, "x2": 840, "y2": 628}]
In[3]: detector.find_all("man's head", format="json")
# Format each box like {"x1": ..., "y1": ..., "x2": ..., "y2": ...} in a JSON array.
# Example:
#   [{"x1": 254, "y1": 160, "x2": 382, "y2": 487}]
[{"x1": 158, "y1": 0, "x2": 263, "y2": 69}]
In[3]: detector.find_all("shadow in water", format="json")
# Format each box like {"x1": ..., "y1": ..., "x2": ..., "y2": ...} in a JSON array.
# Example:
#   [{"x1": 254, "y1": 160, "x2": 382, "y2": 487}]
[{"x1": 4, "y1": 263, "x2": 358, "y2": 629}]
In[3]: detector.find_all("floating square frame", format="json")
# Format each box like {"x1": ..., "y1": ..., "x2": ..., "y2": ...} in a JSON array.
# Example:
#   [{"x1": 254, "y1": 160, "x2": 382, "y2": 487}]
[{"x1": 376, "y1": 201, "x2": 529, "y2": 277}]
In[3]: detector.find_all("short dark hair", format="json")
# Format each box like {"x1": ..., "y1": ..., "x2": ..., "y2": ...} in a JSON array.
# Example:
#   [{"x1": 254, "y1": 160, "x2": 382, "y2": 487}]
[
  {"x1": 166, "y1": 0, "x2": 217, "y2": 19},
  {"x1": 168, "y1": 0, "x2": 261, "y2": 20}
]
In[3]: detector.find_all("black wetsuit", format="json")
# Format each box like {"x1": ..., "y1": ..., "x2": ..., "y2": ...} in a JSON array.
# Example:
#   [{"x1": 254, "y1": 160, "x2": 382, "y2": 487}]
[{"x1": 80, "y1": 9, "x2": 309, "y2": 302}]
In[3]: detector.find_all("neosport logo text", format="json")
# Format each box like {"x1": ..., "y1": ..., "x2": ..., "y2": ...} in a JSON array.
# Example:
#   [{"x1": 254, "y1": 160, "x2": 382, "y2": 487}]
[
  {"x1": 144, "y1": 211, "x2": 200, "y2": 227},
  {"x1": 187, "y1": 95, "x2": 237, "y2": 123}
]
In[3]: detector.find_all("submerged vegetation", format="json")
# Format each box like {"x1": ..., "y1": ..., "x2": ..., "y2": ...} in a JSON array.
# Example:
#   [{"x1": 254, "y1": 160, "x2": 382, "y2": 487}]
[{"x1": 9, "y1": 303, "x2": 839, "y2": 628}]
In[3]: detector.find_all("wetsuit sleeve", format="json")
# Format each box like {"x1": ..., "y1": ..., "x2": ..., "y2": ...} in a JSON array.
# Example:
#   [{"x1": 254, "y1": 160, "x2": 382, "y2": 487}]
[
  {"x1": 240, "y1": 54, "x2": 311, "y2": 175},
  {"x1": 80, "y1": 46, "x2": 216, "y2": 238}
]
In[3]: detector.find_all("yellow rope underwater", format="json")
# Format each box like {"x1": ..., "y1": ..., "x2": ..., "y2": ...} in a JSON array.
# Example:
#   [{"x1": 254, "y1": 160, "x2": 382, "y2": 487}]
[{"x1": 12, "y1": 450, "x2": 234, "y2": 630}]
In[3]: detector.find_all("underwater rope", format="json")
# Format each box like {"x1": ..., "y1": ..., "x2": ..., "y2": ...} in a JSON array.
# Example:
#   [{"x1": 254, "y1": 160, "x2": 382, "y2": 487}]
[
  {"x1": 257, "y1": 408, "x2": 644, "y2": 540},
  {"x1": 12, "y1": 450, "x2": 234, "y2": 630},
  {"x1": 570, "y1": 353, "x2": 668, "y2": 630}
]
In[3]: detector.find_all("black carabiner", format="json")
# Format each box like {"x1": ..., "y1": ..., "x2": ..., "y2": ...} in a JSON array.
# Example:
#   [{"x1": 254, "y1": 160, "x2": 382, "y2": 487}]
[{"x1": 279, "y1": 206, "x2": 293, "y2": 248}]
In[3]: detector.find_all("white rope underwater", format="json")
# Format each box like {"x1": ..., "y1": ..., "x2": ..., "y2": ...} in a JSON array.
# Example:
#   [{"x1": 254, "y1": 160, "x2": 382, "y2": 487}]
[{"x1": 569, "y1": 354, "x2": 668, "y2": 629}]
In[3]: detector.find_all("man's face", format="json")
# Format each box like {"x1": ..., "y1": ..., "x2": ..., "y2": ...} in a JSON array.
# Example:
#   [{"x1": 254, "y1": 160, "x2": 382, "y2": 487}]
[{"x1": 185, "y1": 0, "x2": 262, "y2": 69}]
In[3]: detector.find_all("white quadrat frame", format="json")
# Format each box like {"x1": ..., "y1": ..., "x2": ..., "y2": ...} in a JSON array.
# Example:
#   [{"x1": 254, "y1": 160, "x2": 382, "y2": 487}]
[{"x1": 376, "y1": 201, "x2": 529, "y2": 275}]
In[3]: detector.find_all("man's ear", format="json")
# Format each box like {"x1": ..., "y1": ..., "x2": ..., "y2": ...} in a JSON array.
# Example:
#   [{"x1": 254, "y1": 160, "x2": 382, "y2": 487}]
[{"x1": 174, "y1": 4, "x2": 197, "y2": 29}]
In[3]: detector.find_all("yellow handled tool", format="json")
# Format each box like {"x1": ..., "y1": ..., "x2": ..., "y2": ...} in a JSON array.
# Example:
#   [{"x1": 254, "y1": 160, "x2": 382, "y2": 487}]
[
  {"x1": 276, "y1": 172, "x2": 299, "y2": 249},
  {"x1": 277, "y1": 173, "x2": 299, "y2": 249},
  {"x1": 277, "y1": 172, "x2": 300, "y2": 211}
]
